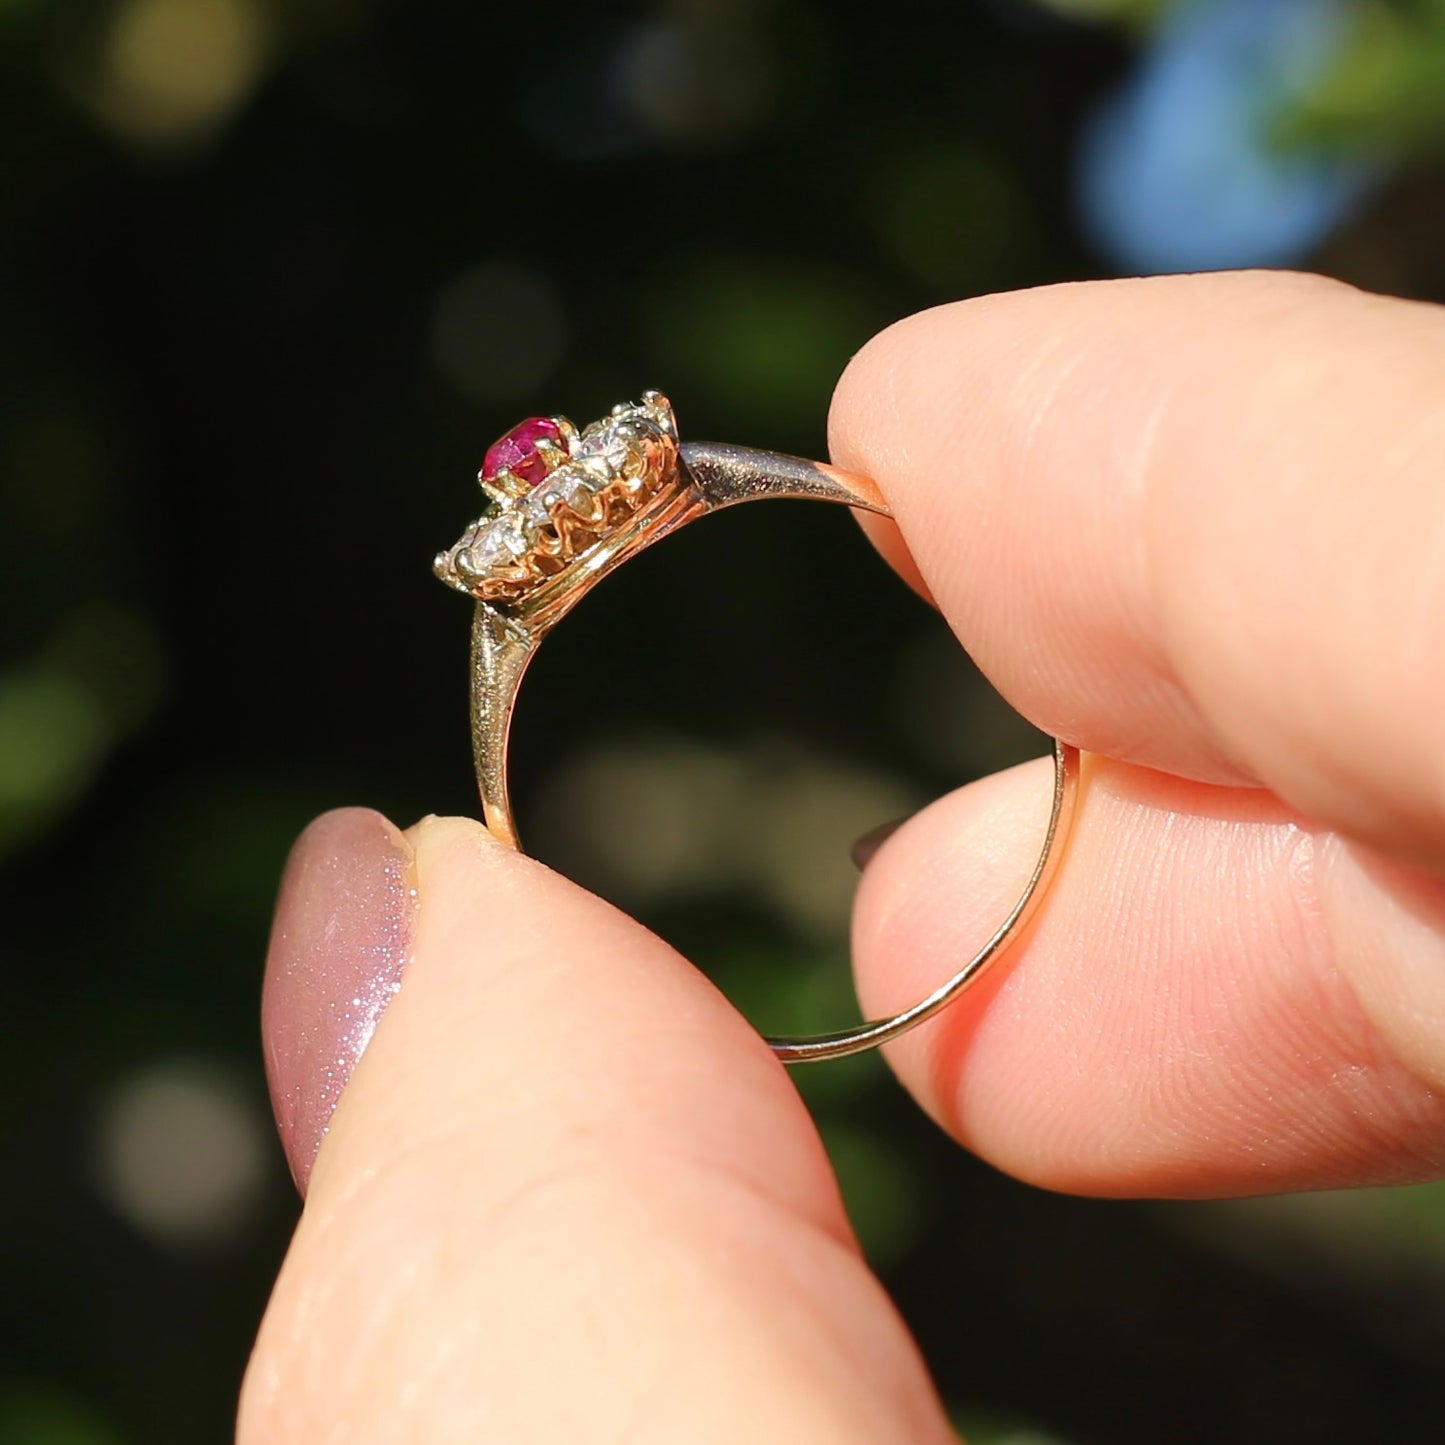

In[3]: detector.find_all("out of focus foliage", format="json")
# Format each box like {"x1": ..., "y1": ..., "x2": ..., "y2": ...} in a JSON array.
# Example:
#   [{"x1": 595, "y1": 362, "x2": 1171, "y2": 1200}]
[
  {"x1": 1290, "y1": 0, "x2": 1445, "y2": 154},
  {"x1": 2, "y1": 2, "x2": 1445, "y2": 1442},
  {"x1": 1044, "y1": 0, "x2": 1445, "y2": 155}
]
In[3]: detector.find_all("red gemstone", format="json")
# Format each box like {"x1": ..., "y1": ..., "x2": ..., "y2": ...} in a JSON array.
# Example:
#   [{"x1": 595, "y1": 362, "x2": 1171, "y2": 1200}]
[{"x1": 482, "y1": 416, "x2": 563, "y2": 487}]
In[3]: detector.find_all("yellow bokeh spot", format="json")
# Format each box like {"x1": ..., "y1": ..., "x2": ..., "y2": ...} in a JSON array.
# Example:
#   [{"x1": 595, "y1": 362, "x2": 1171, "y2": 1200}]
[{"x1": 94, "y1": 0, "x2": 267, "y2": 142}]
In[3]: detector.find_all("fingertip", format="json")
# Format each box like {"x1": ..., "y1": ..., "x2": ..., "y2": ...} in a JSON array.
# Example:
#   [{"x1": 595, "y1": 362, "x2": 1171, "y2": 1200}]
[
  {"x1": 401, "y1": 810, "x2": 497, "y2": 853},
  {"x1": 850, "y1": 512, "x2": 935, "y2": 606},
  {"x1": 830, "y1": 273, "x2": 1445, "y2": 856},
  {"x1": 853, "y1": 756, "x2": 1445, "y2": 1198},
  {"x1": 828, "y1": 298, "x2": 960, "y2": 489},
  {"x1": 852, "y1": 756, "x2": 1061, "y2": 1053},
  {"x1": 313, "y1": 800, "x2": 834, "y2": 1218},
  {"x1": 248, "y1": 810, "x2": 961, "y2": 1445}
]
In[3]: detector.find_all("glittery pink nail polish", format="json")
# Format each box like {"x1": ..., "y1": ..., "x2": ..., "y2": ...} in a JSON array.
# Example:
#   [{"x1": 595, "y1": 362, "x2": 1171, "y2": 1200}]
[{"x1": 261, "y1": 808, "x2": 417, "y2": 1195}]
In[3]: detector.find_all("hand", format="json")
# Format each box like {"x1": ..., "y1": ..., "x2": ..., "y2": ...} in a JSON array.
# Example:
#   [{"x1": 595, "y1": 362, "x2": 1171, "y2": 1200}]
[{"x1": 240, "y1": 271, "x2": 1445, "y2": 1442}]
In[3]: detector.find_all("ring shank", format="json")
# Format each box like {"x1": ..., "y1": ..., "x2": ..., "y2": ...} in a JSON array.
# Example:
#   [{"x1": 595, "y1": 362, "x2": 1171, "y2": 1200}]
[
  {"x1": 469, "y1": 444, "x2": 1079, "y2": 1064},
  {"x1": 766, "y1": 740, "x2": 1079, "y2": 1063},
  {"x1": 679, "y1": 442, "x2": 890, "y2": 517},
  {"x1": 471, "y1": 602, "x2": 534, "y2": 851}
]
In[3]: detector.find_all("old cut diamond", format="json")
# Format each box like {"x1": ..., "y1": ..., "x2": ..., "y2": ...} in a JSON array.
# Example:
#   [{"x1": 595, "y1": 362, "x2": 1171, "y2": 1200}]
[
  {"x1": 524, "y1": 464, "x2": 593, "y2": 525},
  {"x1": 463, "y1": 512, "x2": 530, "y2": 572},
  {"x1": 577, "y1": 418, "x2": 640, "y2": 473}
]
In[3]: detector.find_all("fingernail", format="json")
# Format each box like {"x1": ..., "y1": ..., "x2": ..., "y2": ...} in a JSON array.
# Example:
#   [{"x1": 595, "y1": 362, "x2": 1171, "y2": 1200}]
[
  {"x1": 850, "y1": 817, "x2": 907, "y2": 871},
  {"x1": 261, "y1": 808, "x2": 417, "y2": 1195}
]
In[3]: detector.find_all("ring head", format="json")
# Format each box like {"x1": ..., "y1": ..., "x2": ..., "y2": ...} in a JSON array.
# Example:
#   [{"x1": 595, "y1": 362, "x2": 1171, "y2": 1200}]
[{"x1": 434, "y1": 392, "x2": 680, "y2": 607}]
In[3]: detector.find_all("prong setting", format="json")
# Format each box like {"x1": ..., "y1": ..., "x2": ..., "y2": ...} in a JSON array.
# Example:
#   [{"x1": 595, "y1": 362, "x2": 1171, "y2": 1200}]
[
  {"x1": 478, "y1": 469, "x2": 528, "y2": 506},
  {"x1": 435, "y1": 394, "x2": 681, "y2": 606},
  {"x1": 530, "y1": 436, "x2": 568, "y2": 469}
]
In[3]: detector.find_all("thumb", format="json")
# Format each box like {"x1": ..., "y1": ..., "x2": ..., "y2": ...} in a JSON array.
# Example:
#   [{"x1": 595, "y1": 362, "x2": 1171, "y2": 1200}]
[{"x1": 241, "y1": 810, "x2": 951, "y2": 1443}]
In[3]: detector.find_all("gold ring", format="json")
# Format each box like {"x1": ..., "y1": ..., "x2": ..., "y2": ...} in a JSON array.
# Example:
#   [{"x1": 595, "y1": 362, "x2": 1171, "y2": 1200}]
[{"x1": 434, "y1": 392, "x2": 1080, "y2": 1064}]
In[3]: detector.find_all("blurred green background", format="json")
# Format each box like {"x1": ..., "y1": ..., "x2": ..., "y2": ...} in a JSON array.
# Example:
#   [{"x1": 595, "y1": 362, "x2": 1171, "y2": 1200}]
[{"x1": 4, "y1": 1, "x2": 1445, "y2": 1441}]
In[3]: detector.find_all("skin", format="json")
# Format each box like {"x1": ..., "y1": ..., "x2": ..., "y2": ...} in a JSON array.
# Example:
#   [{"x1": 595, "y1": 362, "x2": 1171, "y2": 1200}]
[{"x1": 240, "y1": 271, "x2": 1445, "y2": 1442}]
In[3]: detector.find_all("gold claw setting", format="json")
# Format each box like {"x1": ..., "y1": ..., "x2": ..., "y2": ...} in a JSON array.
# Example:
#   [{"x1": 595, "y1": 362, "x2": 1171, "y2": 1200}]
[{"x1": 433, "y1": 391, "x2": 680, "y2": 607}]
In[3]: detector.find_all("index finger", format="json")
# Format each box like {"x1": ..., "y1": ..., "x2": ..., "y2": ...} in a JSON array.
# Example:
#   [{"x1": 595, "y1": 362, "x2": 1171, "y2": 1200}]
[{"x1": 829, "y1": 271, "x2": 1445, "y2": 869}]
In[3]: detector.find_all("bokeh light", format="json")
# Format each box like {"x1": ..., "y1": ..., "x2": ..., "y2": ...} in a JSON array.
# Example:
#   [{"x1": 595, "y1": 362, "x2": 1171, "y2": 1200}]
[
  {"x1": 76, "y1": 0, "x2": 269, "y2": 145},
  {"x1": 530, "y1": 729, "x2": 919, "y2": 942},
  {"x1": 91, "y1": 1057, "x2": 270, "y2": 1247},
  {"x1": 616, "y1": 8, "x2": 776, "y2": 146},
  {"x1": 0, "y1": 1382, "x2": 127, "y2": 1445},
  {"x1": 869, "y1": 142, "x2": 1032, "y2": 291},
  {"x1": 648, "y1": 257, "x2": 883, "y2": 425},
  {"x1": 1076, "y1": 0, "x2": 1379, "y2": 271},
  {"x1": 0, "y1": 668, "x2": 105, "y2": 855},
  {"x1": 430, "y1": 261, "x2": 569, "y2": 405}
]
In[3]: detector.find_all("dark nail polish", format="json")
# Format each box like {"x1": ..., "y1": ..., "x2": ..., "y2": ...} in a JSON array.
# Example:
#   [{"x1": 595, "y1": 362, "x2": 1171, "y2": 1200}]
[{"x1": 851, "y1": 817, "x2": 907, "y2": 871}]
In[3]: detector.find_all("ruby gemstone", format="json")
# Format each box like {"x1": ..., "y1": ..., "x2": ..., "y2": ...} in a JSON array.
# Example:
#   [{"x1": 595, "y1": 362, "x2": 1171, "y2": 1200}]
[{"x1": 482, "y1": 417, "x2": 563, "y2": 488}]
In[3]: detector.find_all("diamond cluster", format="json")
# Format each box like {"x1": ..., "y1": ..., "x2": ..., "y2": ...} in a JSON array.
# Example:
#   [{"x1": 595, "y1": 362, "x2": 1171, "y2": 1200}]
[{"x1": 434, "y1": 392, "x2": 679, "y2": 605}]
